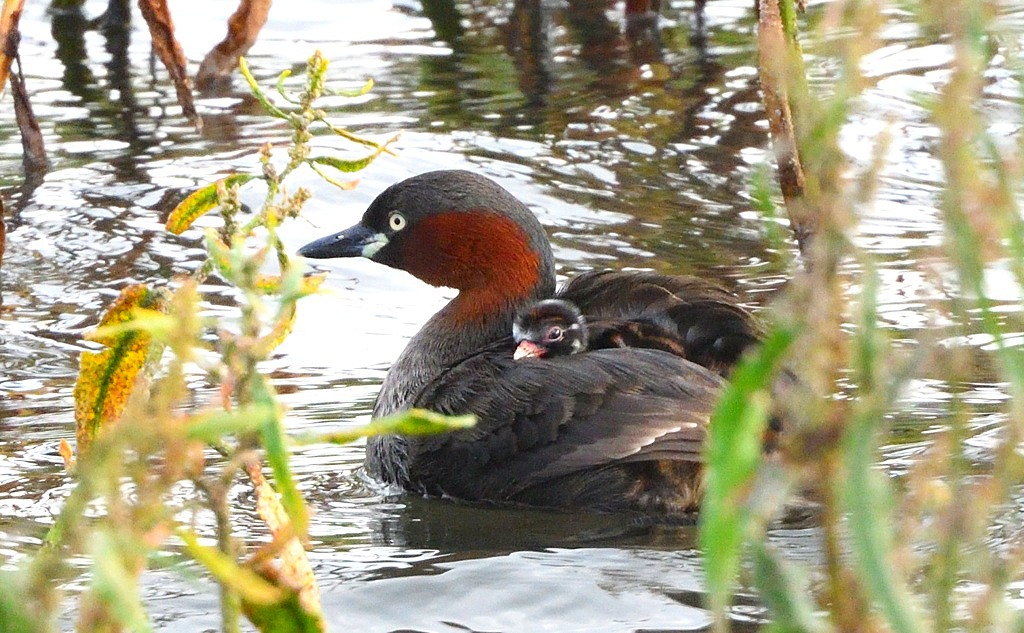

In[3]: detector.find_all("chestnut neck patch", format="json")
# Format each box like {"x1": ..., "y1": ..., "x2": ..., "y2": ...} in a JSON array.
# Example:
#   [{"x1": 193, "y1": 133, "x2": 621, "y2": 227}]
[{"x1": 398, "y1": 210, "x2": 544, "y2": 322}]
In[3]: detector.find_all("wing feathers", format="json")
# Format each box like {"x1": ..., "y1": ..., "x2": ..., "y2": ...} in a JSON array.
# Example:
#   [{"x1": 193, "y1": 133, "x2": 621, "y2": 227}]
[{"x1": 411, "y1": 347, "x2": 724, "y2": 504}]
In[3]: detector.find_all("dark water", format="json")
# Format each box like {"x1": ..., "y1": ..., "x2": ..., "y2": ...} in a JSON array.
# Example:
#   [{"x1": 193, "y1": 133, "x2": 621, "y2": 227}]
[{"x1": 1, "y1": 0, "x2": 1022, "y2": 630}]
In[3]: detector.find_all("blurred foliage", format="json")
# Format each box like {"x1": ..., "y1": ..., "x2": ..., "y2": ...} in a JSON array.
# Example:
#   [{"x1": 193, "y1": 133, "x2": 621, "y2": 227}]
[
  {"x1": 700, "y1": 1, "x2": 1024, "y2": 632},
  {"x1": 0, "y1": 51, "x2": 467, "y2": 633}
]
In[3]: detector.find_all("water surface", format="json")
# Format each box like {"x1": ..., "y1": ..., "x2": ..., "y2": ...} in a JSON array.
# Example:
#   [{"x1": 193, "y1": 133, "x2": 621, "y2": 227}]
[{"x1": 1, "y1": 0, "x2": 1022, "y2": 630}]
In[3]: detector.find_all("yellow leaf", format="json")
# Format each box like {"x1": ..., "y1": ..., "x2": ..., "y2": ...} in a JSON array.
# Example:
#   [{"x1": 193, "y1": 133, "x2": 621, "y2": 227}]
[
  {"x1": 246, "y1": 464, "x2": 323, "y2": 624},
  {"x1": 239, "y1": 56, "x2": 289, "y2": 120},
  {"x1": 86, "y1": 308, "x2": 176, "y2": 343},
  {"x1": 165, "y1": 174, "x2": 254, "y2": 235},
  {"x1": 253, "y1": 304, "x2": 297, "y2": 358},
  {"x1": 73, "y1": 285, "x2": 167, "y2": 455},
  {"x1": 58, "y1": 439, "x2": 75, "y2": 471},
  {"x1": 253, "y1": 273, "x2": 325, "y2": 296}
]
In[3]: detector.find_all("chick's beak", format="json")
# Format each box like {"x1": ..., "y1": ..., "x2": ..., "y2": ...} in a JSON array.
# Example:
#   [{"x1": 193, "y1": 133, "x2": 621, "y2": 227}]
[
  {"x1": 297, "y1": 223, "x2": 388, "y2": 259},
  {"x1": 513, "y1": 340, "x2": 546, "y2": 360}
]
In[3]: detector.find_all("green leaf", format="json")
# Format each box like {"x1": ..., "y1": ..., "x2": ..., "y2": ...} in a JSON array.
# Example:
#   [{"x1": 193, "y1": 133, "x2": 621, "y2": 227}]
[
  {"x1": 166, "y1": 174, "x2": 254, "y2": 235},
  {"x1": 308, "y1": 151, "x2": 385, "y2": 174},
  {"x1": 699, "y1": 325, "x2": 797, "y2": 625},
  {"x1": 90, "y1": 530, "x2": 152, "y2": 633},
  {"x1": 239, "y1": 56, "x2": 289, "y2": 119},
  {"x1": 323, "y1": 123, "x2": 399, "y2": 153},
  {"x1": 307, "y1": 162, "x2": 358, "y2": 191},
  {"x1": 752, "y1": 542, "x2": 832, "y2": 633},
  {"x1": 295, "y1": 408, "x2": 476, "y2": 446},
  {"x1": 73, "y1": 284, "x2": 167, "y2": 455},
  {"x1": 0, "y1": 571, "x2": 46, "y2": 633},
  {"x1": 324, "y1": 77, "x2": 374, "y2": 97},
  {"x1": 844, "y1": 265, "x2": 925, "y2": 633},
  {"x1": 253, "y1": 376, "x2": 309, "y2": 535},
  {"x1": 204, "y1": 229, "x2": 234, "y2": 281},
  {"x1": 185, "y1": 405, "x2": 278, "y2": 442},
  {"x1": 275, "y1": 69, "x2": 302, "y2": 105},
  {"x1": 242, "y1": 581, "x2": 324, "y2": 633}
]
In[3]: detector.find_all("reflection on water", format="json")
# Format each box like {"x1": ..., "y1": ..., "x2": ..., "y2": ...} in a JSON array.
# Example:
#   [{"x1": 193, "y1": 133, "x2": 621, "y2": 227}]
[{"x1": 1, "y1": 0, "x2": 1022, "y2": 630}]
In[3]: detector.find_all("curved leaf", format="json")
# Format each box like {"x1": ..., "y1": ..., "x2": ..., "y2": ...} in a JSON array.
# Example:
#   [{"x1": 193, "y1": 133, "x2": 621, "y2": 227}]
[
  {"x1": 73, "y1": 285, "x2": 167, "y2": 455},
  {"x1": 699, "y1": 325, "x2": 797, "y2": 625},
  {"x1": 275, "y1": 69, "x2": 298, "y2": 103},
  {"x1": 324, "y1": 77, "x2": 373, "y2": 98},
  {"x1": 308, "y1": 152, "x2": 384, "y2": 174},
  {"x1": 323, "y1": 122, "x2": 398, "y2": 153},
  {"x1": 307, "y1": 162, "x2": 358, "y2": 191},
  {"x1": 753, "y1": 542, "x2": 832, "y2": 633},
  {"x1": 239, "y1": 56, "x2": 288, "y2": 119},
  {"x1": 204, "y1": 230, "x2": 234, "y2": 279},
  {"x1": 844, "y1": 266, "x2": 926, "y2": 633},
  {"x1": 254, "y1": 304, "x2": 297, "y2": 358},
  {"x1": 166, "y1": 174, "x2": 254, "y2": 235},
  {"x1": 296, "y1": 408, "x2": 476, "y2": 446}
]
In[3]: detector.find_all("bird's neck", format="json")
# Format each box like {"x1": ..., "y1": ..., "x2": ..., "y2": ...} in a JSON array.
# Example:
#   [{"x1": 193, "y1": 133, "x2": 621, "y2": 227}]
[{"x1": 373, "y1": 278, "x2": 553, "y2": 419}]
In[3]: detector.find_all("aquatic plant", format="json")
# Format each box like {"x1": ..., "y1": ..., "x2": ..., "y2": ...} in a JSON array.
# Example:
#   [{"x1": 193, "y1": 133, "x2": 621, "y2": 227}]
[
  {"x1": 0, "y1": 51, "x2": 471, "y2": 633},
  {"x1": 701, "y1": 1, "x2": 1024, "y2": 632}
]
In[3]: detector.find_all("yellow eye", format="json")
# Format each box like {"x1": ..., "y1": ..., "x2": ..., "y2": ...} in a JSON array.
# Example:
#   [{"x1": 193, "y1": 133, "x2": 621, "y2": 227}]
[{"x1": 388, "y1": 212, "x2": 407, "y2": 231}]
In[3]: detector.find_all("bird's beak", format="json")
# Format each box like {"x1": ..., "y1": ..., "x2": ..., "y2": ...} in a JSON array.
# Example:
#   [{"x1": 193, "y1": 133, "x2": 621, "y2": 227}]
[
  {"x1": 297, "y1": 223, "x2": 388, "y2": 259},
  {"x1": 513, "y1": 340, "x2": 546, "y2": 360}
]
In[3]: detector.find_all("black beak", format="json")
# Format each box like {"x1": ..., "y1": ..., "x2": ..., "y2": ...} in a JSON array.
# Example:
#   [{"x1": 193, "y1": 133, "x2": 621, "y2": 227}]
[{"x1": 297, "y1": 223, "x2": 382, "y2": 259}]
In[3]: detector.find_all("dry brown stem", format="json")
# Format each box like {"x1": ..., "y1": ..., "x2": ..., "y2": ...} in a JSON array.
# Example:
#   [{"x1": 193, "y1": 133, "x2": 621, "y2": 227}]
[
  {"x1": 196, "y1": 0, "x2": 272, "y2": 90},
  {"x1": 11, "y1": 49, "x2": 46, "y2": 172},
  {"x1": 757, "y1": 0, "x2": 815, "y2": 255},
  {"x1": 0, "y1": 0, "x2": 24, "y2": 90},
  {"x1": 137, "y1": 0, "x2": 201, "y2": 129}
]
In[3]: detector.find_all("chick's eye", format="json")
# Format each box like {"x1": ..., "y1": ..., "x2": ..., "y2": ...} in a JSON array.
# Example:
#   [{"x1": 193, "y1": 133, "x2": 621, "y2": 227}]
[
  {"x1": 388, "y1": 212, "x2": 407, "y2": 231},
  {"x1": 545, "y1": 327, "x2": 563, "y2": 342}
]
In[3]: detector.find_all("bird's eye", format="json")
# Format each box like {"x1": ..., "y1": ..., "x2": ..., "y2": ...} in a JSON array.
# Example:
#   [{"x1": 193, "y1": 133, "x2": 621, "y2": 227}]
[
  {"x1": 546, "y1": 327, "x2": 563, "y2": 342},
  {"x1": 388, "y1": 212, "x2": 407, "y2": 231}
]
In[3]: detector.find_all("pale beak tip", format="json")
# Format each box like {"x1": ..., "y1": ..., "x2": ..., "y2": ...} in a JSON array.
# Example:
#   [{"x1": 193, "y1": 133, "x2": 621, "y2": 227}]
[{"x1": 514, "y1": 341, "x2": 545, "y2": 360}]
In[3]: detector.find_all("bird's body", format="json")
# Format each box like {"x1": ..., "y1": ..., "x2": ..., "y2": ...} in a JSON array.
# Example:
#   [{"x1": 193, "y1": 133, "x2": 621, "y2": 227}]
[{"x1": 298, "y1": 170, "x2": 764, "y2": 514}]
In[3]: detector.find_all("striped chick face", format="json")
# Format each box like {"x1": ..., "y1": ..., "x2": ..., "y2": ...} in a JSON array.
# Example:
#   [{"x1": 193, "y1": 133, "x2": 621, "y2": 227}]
[{"x1": 512, "y1": 299, "x2": 588, "y2": 360}]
